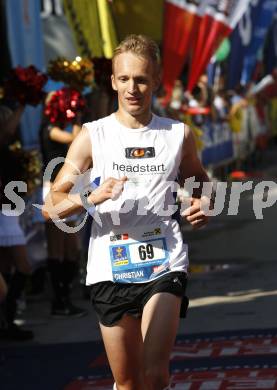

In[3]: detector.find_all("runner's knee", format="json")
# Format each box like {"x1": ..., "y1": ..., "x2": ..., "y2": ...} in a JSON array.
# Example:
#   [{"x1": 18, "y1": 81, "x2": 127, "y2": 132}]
[
  {"x1": 116, "y1": 375, "x2": 145, "y2": 390},
  {"x1": 114, "y1": 364, "x2": 145, "y2": 390},
  {"x1": 144, "y1": 365, "x2": 169, "y2": 390}
]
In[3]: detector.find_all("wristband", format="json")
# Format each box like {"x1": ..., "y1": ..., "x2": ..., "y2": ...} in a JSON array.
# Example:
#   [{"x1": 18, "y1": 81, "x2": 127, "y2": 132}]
[
  {"x1": 87, "y1": 204, "x2": 96, "y2": 216},
  {"x1": 80, "y1": 176, "x2": 100, "y2": 216}
]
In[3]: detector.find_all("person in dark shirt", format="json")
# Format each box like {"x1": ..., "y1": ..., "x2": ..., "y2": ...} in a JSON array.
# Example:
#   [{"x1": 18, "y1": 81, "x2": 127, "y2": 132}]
[{"x1": 40, "y1": 105, "x2": 87, "y2": 318}]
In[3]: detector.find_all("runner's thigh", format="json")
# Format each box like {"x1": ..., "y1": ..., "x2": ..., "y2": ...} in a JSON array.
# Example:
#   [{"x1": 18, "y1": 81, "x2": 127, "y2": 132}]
[
  {"x1": 141, "y1": 292, "x2": 181, "y2": 368},
  {"x1": 99, "y1": 315, "x2": 144, "y2": 388}
]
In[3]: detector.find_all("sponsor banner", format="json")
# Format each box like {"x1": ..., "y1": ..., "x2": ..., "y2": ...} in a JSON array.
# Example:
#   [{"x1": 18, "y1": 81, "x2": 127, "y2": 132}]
[
  {"x1": 5, "y1": 0, "x2": 45, "y2": 147},
  {"x1": 201, "y1": 121, "x2": 234, "y2": 167}
]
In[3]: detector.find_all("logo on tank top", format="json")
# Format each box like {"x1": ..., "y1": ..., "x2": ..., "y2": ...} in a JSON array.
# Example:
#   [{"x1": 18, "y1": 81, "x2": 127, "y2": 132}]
[
  {"x1": 112, "y1": 161, "x2": 166, "y2": 174},
  {"x1": 110, "y1": 233, "x2": 129, "y2": 242},
  {"x1": 142, "y1": 227, "x2": 161, "y2": 238},
  {"x1": 111, "y1": 245, "x2": 129, "y2": 264},
  {"x1": 125, "y1": 147, "x2": 155, "y2": 159}
]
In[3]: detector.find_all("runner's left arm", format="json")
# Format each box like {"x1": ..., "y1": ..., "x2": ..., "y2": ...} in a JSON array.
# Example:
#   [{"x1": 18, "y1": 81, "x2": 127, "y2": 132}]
[{"x1": 178, "y1": 125, "x2": 211, "y2": 229}]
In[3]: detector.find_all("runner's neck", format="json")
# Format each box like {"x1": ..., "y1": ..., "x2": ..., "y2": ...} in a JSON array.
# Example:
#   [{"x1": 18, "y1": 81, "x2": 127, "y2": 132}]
[{"x1": 114, "y1": 110, "x2": 152, "y2": 129}]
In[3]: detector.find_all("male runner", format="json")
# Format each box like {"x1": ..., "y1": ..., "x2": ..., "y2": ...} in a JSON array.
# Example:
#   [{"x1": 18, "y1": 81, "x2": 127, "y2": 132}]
[{"x1": 43, "y1": 35, "x2": 210, "y2": 390}]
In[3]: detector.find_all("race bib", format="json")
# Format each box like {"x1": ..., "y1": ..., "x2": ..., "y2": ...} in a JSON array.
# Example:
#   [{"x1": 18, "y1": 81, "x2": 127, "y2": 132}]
[{"x1": 109, "y1": 226, "x2": 170, "y2": 283}]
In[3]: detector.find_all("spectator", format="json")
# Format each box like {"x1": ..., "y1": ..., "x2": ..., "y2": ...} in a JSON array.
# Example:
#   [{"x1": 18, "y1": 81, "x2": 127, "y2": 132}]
[
  {"x1": 0, "y1": 104, "x2": 34, "y2": 340},
  {"x1": 40, "y1": 96, "x2": 87, "y2": 318}
]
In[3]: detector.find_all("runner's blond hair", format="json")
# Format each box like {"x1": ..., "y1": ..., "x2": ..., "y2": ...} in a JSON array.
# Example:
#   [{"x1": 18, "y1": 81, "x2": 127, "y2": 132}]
[{"x1": 112, "y1": 34, "x2": 160, "y2": 73}]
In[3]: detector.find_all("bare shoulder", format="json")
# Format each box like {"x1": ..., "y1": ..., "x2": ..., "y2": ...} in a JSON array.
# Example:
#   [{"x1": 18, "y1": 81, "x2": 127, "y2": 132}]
[
  {"x1": 57, "y1": 124, "x2": 93, "y2": 178},
  {"x1": 182, "y1": 123, "x2": 196, "y2": 158},
  {"x1": 67, "y1": 124, "x2": 92, "y2": 160}
]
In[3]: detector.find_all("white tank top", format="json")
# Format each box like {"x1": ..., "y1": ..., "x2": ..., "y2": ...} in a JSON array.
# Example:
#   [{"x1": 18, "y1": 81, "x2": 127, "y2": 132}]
[{"x1": 85, "y1": 113, "x2": 189, "y2": 284}]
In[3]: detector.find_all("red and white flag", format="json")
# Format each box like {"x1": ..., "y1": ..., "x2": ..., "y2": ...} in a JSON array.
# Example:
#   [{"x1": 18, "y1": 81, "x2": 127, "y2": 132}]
[
  {"x1": 187, "y1": 0, "x2": 251, "y2": 91},
  {"x1": 162, "y1": 0, "x2": 200, "y2": 101}
]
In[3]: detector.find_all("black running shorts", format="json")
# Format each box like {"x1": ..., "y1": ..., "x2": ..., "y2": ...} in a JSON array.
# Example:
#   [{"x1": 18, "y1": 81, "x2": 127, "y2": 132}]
[{"x1": 90, "y1": 271, "x2": 189, "y2": 326}]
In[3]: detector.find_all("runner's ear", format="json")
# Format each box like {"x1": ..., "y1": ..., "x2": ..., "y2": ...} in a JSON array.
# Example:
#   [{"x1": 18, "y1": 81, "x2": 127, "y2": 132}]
[{"x1": 111, "y1": 74, "x2": 117, "y2": 91}]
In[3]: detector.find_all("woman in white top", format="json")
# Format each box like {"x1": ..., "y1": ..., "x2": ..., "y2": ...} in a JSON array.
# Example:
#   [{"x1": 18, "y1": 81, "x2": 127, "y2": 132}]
[{"x1": 0, "y1": 104, "x2": 33, "y2": 340}]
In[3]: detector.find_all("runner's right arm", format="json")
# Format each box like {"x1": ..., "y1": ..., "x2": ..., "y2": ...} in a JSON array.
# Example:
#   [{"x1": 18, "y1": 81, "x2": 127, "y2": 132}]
[{"x1": 42, "y1": 126, "x2": 127, "y2": 220}]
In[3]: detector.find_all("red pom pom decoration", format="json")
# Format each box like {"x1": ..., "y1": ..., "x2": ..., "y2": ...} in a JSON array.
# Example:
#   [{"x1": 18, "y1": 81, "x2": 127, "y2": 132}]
[
  {"x1": 4, "y1": 65, "x2": 48, "y2": 106},
  {"x1": 44, "y1": 87, "x2": 85, "y2": 127}
]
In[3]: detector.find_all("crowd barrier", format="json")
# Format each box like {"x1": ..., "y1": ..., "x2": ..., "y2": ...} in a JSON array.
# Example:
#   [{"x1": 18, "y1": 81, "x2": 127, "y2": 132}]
[{"x1": 181, "y1": 102, "x2": 270, "y2": 170}]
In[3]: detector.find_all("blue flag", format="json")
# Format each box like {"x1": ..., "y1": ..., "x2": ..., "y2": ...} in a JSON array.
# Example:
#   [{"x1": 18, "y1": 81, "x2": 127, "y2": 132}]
[
  {"x1": 263, "y1": 13, "x2": 277, "y2": 74},
  {"x1": 228, "y1": 0, "x2": 277, "y2": 88},
  {"x1": 241, "y1": 0, "x2": 277, "y2": 84},
  {"x1": 5, "y1": 0, "x2": 45, "y2": 147}
]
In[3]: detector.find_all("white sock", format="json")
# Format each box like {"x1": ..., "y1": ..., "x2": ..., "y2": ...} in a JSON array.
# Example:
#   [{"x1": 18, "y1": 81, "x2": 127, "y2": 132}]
[{"x1": 113, "y1": 383, "x2": 117, "y2": 390}]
